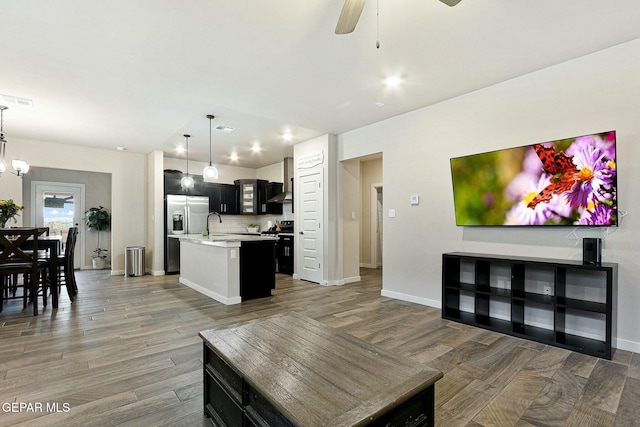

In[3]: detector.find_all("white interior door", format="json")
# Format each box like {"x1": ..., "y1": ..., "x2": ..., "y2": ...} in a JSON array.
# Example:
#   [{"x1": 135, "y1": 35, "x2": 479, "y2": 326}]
[
  {"x1": 299, "y1": 170, "x2": 323, "y2": 284},
  {"x1": 31, "y1": 181, "x2": 85, "y2": 269}
]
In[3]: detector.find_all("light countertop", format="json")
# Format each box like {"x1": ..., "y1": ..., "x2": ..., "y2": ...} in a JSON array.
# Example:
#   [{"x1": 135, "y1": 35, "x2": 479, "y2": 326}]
[{"x1": 170, "y1": 233, "x2": 278, "y2": 248}]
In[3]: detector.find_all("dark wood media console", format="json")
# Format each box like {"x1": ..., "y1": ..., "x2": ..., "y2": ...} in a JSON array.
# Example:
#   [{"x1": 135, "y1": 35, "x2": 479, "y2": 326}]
[
  {"x1": 200, "y1": 313, "x2": 442, "y2": 426},
  {"x1": 442, "y1": 252, "x2": 617, "y2": 359}
]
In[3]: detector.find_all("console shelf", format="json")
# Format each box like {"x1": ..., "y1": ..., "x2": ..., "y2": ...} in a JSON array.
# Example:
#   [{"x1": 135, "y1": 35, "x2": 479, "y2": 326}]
[{"x1": 442, "y1": 252, "x2": 617, "y2": 359}]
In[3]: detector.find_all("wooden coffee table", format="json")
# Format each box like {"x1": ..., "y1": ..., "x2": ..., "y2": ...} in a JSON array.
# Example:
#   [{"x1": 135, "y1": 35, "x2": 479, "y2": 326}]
[{"x1": 200, "y1": 313, "x2": 443, "y2": 426}]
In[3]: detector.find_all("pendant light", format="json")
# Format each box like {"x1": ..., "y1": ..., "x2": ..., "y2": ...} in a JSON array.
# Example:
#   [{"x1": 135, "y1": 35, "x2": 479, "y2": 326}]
[
  {"x1": 0, "y1": 105, "x2": 29, "y2": 177},
  {"x1": 203, "y1": 114, "x2": 219, "y2": 179},
  {"x1": 180, "y1": 134, "x2": 194, "y2": 190}
]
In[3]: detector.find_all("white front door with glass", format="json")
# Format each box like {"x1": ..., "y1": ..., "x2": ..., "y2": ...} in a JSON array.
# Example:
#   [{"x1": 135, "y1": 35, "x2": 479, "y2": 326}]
[{"x1": 31, "y1": 181, "x2": 85, "y2": 269}]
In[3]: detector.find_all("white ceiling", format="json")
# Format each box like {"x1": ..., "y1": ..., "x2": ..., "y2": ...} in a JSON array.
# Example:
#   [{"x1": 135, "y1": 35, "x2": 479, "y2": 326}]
[{"x1": 3, "y1": 0, "x2": 640, "y2": 169}]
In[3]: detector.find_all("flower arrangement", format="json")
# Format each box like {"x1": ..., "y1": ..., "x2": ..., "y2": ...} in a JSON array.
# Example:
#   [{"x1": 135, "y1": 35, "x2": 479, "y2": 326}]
[{"x1": 0, "y1": 199, "x2": 25, "y2": 228}]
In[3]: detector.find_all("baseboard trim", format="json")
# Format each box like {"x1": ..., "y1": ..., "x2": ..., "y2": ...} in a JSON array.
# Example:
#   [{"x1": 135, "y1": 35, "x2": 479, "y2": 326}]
[
  {"x1": 380, "y1": 289, "x2": 441, "y2": 309},
  {"x1": 615, "y1": 337, "x2": 640, "y2": 353},
  {"x1": 324, "y1": 275, "x2": 361, "y2": 286},
  {"x1": 179, "y1": 277, "x2": 242, "y2": 305}
]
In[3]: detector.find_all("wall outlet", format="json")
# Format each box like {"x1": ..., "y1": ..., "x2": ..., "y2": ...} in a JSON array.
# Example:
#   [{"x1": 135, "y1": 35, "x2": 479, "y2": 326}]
[{"x1": 543, "y1": 286, "x2": 552, "y2": 295}]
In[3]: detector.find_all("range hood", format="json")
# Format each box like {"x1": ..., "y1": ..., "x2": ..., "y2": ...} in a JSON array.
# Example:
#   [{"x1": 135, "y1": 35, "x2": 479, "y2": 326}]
[{"x1": 267, "y1": 157, "x2": 293, "y2": 203}]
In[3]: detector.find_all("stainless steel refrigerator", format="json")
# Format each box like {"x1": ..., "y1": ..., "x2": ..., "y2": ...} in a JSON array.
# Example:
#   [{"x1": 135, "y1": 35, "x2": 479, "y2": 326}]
[{"x1": 165, "y1": 194, "x2": 209, "y2": 274}]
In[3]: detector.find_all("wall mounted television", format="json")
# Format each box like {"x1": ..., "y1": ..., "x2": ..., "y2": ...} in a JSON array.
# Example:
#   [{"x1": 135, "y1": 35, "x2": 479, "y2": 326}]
[{"x1": 450, "y1": 131, "x2": 617, "y2": 226}]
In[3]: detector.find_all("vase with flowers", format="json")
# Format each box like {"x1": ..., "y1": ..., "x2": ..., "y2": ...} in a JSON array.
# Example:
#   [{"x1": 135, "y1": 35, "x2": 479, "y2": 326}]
[{"x1": 0, "y1": 199, "x2": 25, "y2": 228}]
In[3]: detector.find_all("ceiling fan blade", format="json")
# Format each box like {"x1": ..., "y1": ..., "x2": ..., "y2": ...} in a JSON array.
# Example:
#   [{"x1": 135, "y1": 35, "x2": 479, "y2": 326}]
[
  {"x1": 335, "y1": 0, "x2": 367, "y2": 34},
  {"x1": 439, "y1": 0, "x2": 462, "y2": 6}
]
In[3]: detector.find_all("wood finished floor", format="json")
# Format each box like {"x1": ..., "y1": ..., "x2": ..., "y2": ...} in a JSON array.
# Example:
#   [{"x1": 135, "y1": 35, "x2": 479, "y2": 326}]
[{"x1": 1, "y1": 269, "x2": 638, "y2": 427}]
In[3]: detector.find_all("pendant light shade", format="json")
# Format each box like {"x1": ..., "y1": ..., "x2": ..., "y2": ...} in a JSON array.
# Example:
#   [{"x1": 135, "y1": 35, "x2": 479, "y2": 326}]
[
  {"x1": 180, "y1": 134, "x2": 194, "y2": 190},
  {"x1": 0, "y1": 105, "x2": 29, "y2": 177},
  {"x1": 203, "y1": 114, "x2": 219, "y2": 179}
]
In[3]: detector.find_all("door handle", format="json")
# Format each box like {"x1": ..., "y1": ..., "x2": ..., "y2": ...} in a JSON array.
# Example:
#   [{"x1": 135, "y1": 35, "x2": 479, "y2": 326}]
[{"x1": 299, "y1": 231, "x2": 304, "y2": 235}]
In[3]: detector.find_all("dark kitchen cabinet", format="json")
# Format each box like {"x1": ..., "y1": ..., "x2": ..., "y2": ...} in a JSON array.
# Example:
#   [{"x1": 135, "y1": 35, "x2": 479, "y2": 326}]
[
  {"x1": 240, "y1": 240, "x2": 276, "y2": 299},
  {"x1": 206, "y1": 183, "x2": 238, "y2": 214},
  {"x1": 235, "y1": 179, "x2": 281, "y2": 215},
  {"x1": 164, "y1": 171, "x2": 205, "y2": 195},
  {"x1": 277, "y1": 235, "x2": 293, "y2": 275},
  {"x1": 265, "y1": 182, "x2": 283, "y2": 214},
  {"x1": 235, "y1": 179, "x2": 267, "y2": 214}
]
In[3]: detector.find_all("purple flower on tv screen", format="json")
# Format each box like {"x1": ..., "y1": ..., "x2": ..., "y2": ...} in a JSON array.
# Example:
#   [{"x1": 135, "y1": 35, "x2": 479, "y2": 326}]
[{"x1": 504, "y1": 131, "x2": 616, "y2": 226}]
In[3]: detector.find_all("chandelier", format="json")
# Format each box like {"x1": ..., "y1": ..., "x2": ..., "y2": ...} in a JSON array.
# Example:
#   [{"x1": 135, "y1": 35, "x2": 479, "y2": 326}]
[{"x1": 0, "y1": 105, "x2": 29, "y2": 176}]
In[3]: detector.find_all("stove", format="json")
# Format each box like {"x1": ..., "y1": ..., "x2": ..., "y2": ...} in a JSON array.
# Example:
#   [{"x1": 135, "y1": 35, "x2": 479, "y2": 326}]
[
  {"x1": 261, "y1": 220, "x2": 294, "y2": 236},
  {"x1": 279, "y1": 220, "x2": 294, "y2": 235},
  {"x1": 262, "y1": 221, "x2": 294, "y2": 275}
]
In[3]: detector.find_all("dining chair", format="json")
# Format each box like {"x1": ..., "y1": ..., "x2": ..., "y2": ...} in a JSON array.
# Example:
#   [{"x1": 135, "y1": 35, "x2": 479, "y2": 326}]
[
  {"x1": 0, "y1": 228, "x2": 49, "y2": 315},
  {"x1": 50, "y1": 227, "x2": 78, "y2": 301}
]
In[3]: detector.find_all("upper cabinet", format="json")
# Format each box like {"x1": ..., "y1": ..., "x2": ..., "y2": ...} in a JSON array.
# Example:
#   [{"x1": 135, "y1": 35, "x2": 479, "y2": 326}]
[
  {"x1": 164, "y1": 172, "x2": 205, "y2": 195},
  {"x1": 234, "y1": 179, "x2": 282, "y2": 215},
  {"x1": 208, "y1": 183, "x2": 238, "y2": 214},
  {"x1": 164, "y1": 172, "x2": 282, "y2": 215},
  {"x1": 265, "y1": 182, "x2": 284, "y2": 215}
]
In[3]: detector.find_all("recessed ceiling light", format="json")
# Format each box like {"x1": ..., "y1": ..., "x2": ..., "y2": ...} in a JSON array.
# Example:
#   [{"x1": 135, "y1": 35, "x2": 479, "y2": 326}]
[
  {"x1": 252, "y1": 144, "x2": 261, "y2": 153},
  {"x1": 176, "y1": 146, "x2": 185, "y2": 154},
  {"x1": 282, "y1": 131, "x2": 293, "y2": 141},
  {"x1": 116, "y1": 146, "x2": 126, "y2": 151},
  {"x1": 375, "y1": 101, "x2": 385, "y2": 107},
  {"x1": 384, "y1": 75, "x2": 402, "y2": 88},
  {"x1": 230, "y1": 153, "x2": 239, "y2": 161}
]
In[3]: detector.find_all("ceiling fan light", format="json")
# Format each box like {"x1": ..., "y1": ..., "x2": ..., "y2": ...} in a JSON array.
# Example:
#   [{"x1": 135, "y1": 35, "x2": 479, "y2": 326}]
[{"x1": 203, "y1": 164, "x2": 219, "y2": 179}]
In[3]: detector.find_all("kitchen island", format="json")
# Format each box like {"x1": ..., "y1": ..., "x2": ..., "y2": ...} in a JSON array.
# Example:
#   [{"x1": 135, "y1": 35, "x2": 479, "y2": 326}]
[{"x1": 175, "y1": 234, "x2": 277, "y2": 305}]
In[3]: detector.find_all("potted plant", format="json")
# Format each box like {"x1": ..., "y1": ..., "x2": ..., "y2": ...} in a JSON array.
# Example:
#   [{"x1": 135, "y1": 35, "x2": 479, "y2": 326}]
[{"x1": 85, "y1": 206, "x2": 111, "y2": 269}]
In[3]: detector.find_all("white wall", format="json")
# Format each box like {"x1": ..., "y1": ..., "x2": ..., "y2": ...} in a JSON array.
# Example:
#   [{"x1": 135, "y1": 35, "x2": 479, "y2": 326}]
[
  {"x1": 257, "y1": 162, "x2": 282, "y2": 183},
  {"x1": 147, "y1": 151, "x2": 165, "y2": 275},
  {"x1": 0, "y1": 137, "x2": 147, "y2": 274},
  {"x1": 341, "y1": 159, "x2": 361, "y2": 282},
  {"x1": 338, "y1": 38, "x2": 640, "y2": 352},
  {"x1": 359, "y1": 158, "x2": 382, "y2": 267}
]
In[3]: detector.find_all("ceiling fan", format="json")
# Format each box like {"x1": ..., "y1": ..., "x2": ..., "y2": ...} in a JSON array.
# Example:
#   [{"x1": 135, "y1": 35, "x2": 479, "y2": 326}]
[{"x1": 335, "y1": 0, "x2": 462, "y2": 34}]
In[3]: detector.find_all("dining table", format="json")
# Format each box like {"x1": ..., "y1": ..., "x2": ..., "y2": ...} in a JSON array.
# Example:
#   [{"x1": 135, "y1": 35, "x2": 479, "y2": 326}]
[{"x1": 21, "y1": 233, "x2": 64, "y2": 308}]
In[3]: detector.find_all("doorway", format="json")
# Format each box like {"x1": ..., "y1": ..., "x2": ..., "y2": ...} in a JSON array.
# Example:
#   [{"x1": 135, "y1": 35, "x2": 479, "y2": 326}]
[
  {"x1": 30, "y1": 181, "x2": 85, "y2": 269},
  {"x1": 370, "y1": 184, "x2": 383, "y2": 268}
]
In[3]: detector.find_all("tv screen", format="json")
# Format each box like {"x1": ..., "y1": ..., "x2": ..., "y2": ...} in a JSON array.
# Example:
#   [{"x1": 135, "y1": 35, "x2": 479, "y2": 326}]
[{"x1": 450, "y1": 131, "x2": 617, "y2": 226}]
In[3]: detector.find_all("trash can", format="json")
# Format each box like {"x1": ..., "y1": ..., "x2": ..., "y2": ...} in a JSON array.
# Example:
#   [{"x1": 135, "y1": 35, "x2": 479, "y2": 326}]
[{"x1": 125, "y1": 246, "x2": 145, "y2": 276}]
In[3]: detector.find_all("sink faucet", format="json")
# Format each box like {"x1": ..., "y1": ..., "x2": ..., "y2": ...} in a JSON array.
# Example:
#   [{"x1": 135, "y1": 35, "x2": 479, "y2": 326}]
[{"x1": 206, "y1": 212, "x2": 222, "y2": 234}]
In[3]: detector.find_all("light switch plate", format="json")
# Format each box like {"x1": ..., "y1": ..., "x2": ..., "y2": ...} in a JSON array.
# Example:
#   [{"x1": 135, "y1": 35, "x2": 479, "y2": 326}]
[
  {"x1": 388, "y1": 209, "x2": 396, "y2": 218},
  {"x1": 410, "y1": 195, "x2": 419, "y2": 205}
]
